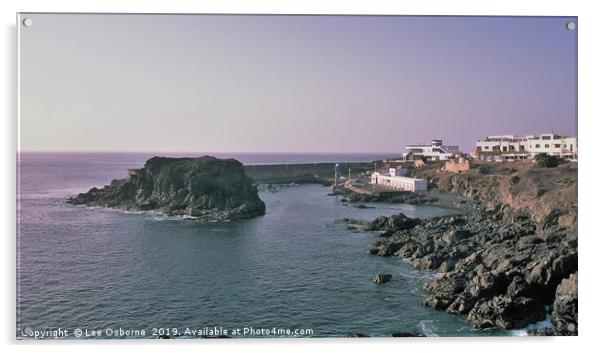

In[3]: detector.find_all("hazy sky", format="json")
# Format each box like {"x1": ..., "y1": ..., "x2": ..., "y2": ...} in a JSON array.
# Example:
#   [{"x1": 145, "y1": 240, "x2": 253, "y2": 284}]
[{"x1": 19, "y1": 14, "x2": 577, "y2": 153}]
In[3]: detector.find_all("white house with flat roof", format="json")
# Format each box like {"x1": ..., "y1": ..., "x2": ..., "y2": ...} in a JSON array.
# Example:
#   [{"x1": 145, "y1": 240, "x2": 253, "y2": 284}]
[
  {"x1": 404, "y1": 139, "x2": 460, "y2": 161},
  {"x1": 474, "y1": 133, "x2": 577, "y2": 161},
  {"x1": 525, "y1": 134, "x2": 577, "y2": 158},
  {"x1": 474, "y1": 135, "x2": 529, "y2": 161},
  {"x1": 370, "y1": 167, "x2": 427, "y2": 192}
]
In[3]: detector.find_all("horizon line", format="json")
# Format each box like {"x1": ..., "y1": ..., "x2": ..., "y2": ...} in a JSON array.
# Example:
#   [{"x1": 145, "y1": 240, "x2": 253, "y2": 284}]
[{"x1": 16, "y1": 150, "x2": 408, "y2": 155}]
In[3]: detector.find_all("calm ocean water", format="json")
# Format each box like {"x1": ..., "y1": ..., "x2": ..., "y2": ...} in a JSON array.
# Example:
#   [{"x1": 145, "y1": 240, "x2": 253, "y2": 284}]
[{"x1": 17, "y1": 152, "x2": 504, "y2": 338}]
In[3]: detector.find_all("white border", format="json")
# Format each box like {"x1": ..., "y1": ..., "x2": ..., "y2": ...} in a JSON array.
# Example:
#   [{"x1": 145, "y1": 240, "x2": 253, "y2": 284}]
[{"x1": 3, "y1": 1, "x2": 601, "y2": 352}]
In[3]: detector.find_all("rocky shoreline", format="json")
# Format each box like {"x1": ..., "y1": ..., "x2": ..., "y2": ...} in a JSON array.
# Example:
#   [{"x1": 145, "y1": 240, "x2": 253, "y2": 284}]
[
  {"x1": 342, "y1": 162, "x2": 577, "y2": 335},
  {"x1": 67, "y1": 155, "x2": 577, "y2": 335},
  {"x1": 340, "y1": 190, "x2": 441, "y2": 206}
]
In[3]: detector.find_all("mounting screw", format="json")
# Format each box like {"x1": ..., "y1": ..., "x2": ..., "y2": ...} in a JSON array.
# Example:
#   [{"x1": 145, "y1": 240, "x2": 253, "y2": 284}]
[
  {"x1": 566, "y1": 21, "x2": 576, "y2": 31},
  {"x1": 22, "y1": 18, "x2": 33, "y2": 27}
]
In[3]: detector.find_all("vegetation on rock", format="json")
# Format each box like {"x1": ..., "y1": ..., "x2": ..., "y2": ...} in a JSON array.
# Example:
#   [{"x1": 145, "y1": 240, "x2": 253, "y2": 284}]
[{"x1": 534, "y1": 153, "x2": 562, "y2": 168}]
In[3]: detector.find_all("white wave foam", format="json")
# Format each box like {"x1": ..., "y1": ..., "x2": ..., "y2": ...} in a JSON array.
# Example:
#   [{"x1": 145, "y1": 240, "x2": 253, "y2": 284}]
[
  {"x1": 418, "y1": 320, "x2": 439, "y2": 337},
  {"x1": 509, "y1": 309, "x2": 553, "y2": 336}
]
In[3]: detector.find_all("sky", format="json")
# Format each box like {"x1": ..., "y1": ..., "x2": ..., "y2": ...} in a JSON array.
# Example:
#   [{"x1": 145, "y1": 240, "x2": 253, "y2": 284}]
[{"x1": 19, "y1": 14, "x2": 577, "y2": 153}]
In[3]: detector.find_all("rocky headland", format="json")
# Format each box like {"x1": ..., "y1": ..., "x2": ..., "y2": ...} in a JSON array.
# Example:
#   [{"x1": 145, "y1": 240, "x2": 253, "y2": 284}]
[
  {"x1": 343, "y1": 161, "x2": 578, "y2": 335},
  {"x1": 67, "y1": 156, "x2": 266, "y2": 221}
]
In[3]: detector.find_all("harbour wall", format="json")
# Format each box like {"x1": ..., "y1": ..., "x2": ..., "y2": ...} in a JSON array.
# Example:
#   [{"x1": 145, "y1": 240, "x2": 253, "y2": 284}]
[{"x1": 244, "y1": 162, "x2": 375, "y2": 185}]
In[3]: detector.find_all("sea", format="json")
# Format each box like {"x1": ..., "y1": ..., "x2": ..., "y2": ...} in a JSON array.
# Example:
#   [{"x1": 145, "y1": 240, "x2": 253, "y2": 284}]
[{"x1": 16, "y1": 152, "x2": 513, "y2": 339}]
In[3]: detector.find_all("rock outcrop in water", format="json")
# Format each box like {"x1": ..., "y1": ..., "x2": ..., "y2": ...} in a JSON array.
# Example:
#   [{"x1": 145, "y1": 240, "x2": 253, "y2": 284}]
[
  {"x1": 353, "y1": 162, "x2": 577, "y2": 335},
  {"x1": 372, "y1": 274, "x2": 393, "y2": 284},
  {"x1": 67, "y1": 156, "x2": 266, "y2": 221}
]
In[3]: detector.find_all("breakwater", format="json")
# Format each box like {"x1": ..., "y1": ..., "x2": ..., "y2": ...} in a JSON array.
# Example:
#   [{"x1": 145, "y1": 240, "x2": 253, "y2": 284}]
[{"x1": 244, "y1": 162, "x2": 375, "y2": 185}]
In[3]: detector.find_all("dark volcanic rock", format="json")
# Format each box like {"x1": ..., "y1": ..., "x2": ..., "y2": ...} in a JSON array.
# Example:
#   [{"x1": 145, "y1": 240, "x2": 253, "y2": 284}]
[
  {"x1": 342, "y1": 190, "x2": 436, "y2": 205},
  {"x1": 506, "y1": 276, "x2": 539, "y2": 300},
  {"x1": 552, "y1": 272, "x2": 578, "y2": 335},
  {"x1": 378, "y1": 209, "x2": 575, "y2": 332},
  {"x1": 372, "y1": 274, "x2": 393, "y2": 284},
  {"x1": 466, "y1": 272, "x2": 508, "y2": 300},
  {"x1": 412, "y1": 253, "x2": 446, "y2": 270},
  {"x1": 467, "y1": 295, "x2": 546, "y2": 329},
  {"x1": 423, "y1": 274, "x2": 467, "y2": 310},
  {"x1": 440, "y1": 229, "x2": 473, "y2": 245},
  {"x1": 446, "y1": 292, "x2": 478, "y2": 315},
  {"x1": 363, "y1": 163, "x2": 577, "y2": 334},
  {"x1": 365, "y1": 213, "x2": 421, "y2": 232},
  {"x1": 67, "y1": 156, "x2": 266, "y2": 221},
  {"x1": 391, "y1": 331, "x2": 426, "y2": 337}
]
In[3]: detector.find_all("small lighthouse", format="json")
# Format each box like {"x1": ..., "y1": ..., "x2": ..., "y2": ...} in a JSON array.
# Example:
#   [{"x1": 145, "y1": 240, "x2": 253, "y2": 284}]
[{"x1": 334, "y1": 163, "x2": 341, "y2": 186}]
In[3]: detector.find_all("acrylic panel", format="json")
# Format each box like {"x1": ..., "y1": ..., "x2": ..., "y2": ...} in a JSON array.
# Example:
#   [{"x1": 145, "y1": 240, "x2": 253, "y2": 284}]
[{"x1": 17, "y1": 13, "x2": 578, "y2": 339}]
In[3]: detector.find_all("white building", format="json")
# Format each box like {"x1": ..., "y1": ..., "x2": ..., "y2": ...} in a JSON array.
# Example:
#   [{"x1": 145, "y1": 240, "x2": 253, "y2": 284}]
[
  {"x1": 525, "y1": 134, "x2": 577, "y2": 159},
  {"x1": 475, "y1": 133, "x2": 577, "y2": 161},
  {"x1": 404, "y1": 139, "x2": 460, "y2": 161},
  {"x1": 370, "y1": 167, "x2": 427, "y2": 192},
  {"x1": 474, "y1": 135, "x2": 529, "y2": 161},
  {"x1": 388, "y1": 166, "x2": 407, "y2": 177}
]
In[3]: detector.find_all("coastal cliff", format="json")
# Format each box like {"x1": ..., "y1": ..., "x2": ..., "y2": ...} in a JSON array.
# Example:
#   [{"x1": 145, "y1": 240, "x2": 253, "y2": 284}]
[
  {"x1": 67, "y1": 156, "x2": 266, "y2": 221},
  {"x1": 350, "y1": 162, "x2": 577, "y2": 335}
]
